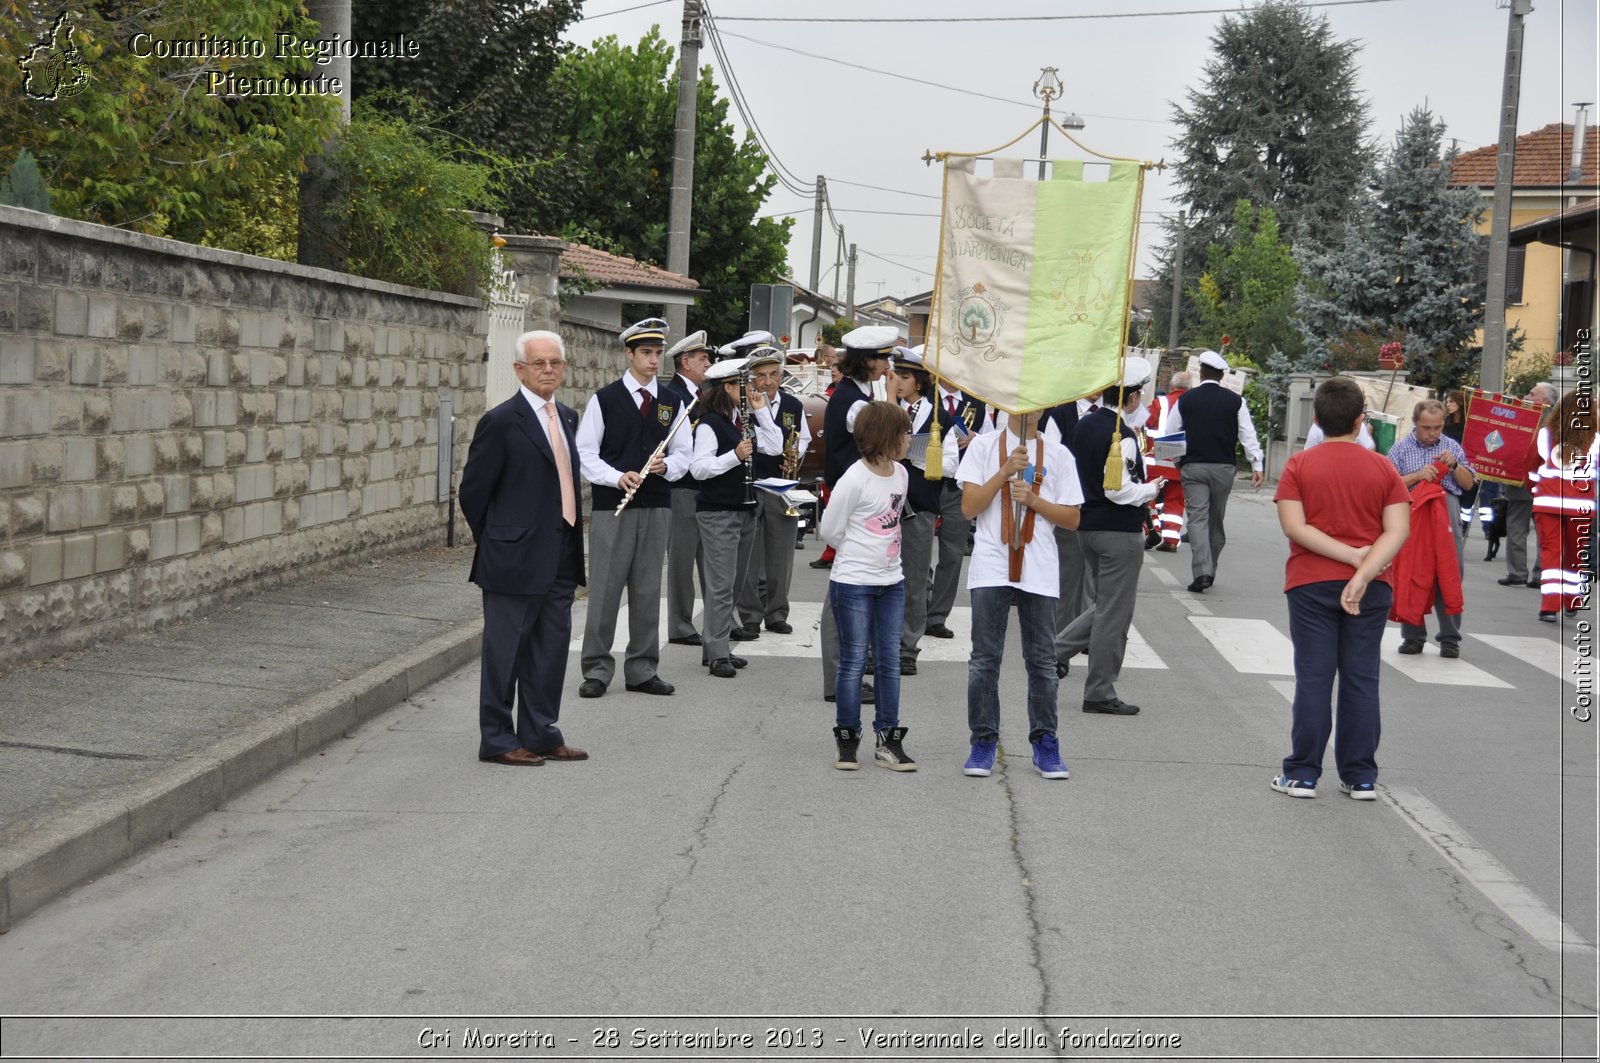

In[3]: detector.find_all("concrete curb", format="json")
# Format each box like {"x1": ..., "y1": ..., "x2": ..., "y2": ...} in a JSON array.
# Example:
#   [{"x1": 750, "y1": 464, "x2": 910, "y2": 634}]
[{"x1": 0, "y1": 619, "x2": 484, "y2": 933}]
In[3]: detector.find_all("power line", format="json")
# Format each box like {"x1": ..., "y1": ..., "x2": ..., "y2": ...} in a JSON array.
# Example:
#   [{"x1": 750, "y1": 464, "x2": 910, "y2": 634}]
[
  {"x1": 829, "y1": 178, "x2": 941, "y2": 202},
  {"x1": 579, "y1": 0, "x2": 675, "y2": 21},
  {"x1": 717, "y1": 0, "x2": 1408, "y2": 22},
  {"x1": 700, "y1": 5, "x2": 817, "y2": 197},
  {"x1": 857, "y1": 248, "x2": 931, "y2": 275}
]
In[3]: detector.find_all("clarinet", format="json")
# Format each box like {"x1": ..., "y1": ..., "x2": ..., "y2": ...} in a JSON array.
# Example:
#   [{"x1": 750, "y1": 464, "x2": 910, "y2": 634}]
[{"x1": 739, "y1": 368, "x2": 756, "y2": 505}]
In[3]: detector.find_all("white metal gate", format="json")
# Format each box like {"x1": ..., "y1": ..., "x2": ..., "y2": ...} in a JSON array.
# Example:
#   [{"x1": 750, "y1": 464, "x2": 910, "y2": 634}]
[{"x1": 484, "y1": 259, "x2": 530, "y2": 409}]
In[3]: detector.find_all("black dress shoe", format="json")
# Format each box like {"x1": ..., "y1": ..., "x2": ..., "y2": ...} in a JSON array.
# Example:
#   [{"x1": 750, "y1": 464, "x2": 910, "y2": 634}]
[
  {"x1": 900, "y1": 656, "x2": 918, "y2": 676},
  {"x1": 1398, "y1": 639, "x2": 1424, "y2": 655},
  {"x1": 765, "y1": 620, "x2": 793, "y2": 635},
  {"x1": 578, "y1": 678, "x2": 606, "y2": 698},
  {"x1": 1186, "y1": 575, "x2": 1212, "y2": 593},
  {"x1": 1056, "y1": 659, "x2": 1071, "y2": 679},
  {"x1": 809, "y1": 557, "x2": 833, "y2": 569},
  {"x1": 729, "y1": 655, "x2": 748, "y2": 669},
  {"x1": 1083, "y1": 697, "x2": 1140, "y2": 715},
  {"x1": 925, "y1": 623, "x2": 955, "y2": 639},
  {"x1": 708, "y1": 658, "x2": 737, "y2": 678},
  {"x1": 1496, "y1": 575, "x2": 1523, "y2": 586},
  {"x1": 625, "y1": 675, "x2": 675, "y2": 695},
  {"x1": 823, "y1": 682, "x2": 874, "y2": 705},
  {"x1": 1539, "y1": 611, "x2": 1558, "y2": 623},
  {"x1": 1526, "y1": 577, "x2": 1540, "y2": 588},
  {"x1": 667, "y1": 633, "x2": 703, "y2": 646},
  {"x1": 730, "y1": 625, "x2": 760, "y2": 641}
]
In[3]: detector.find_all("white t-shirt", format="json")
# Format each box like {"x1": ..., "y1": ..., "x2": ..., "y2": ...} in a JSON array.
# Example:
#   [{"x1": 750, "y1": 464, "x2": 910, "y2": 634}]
[
  {"x1": 957, "y1": 429, "x2": 1084, "y2": 596},
  {"x1": 819, "y1": 460, "x2": 908, "y2": 587}
]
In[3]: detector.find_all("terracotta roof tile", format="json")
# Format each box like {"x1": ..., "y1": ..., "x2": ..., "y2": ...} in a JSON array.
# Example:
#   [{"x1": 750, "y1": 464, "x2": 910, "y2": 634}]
[
  {"x1": 558, "y1": 242, "x2": 700, "y2": 292},
  {"x1": 1448, "y1": 122, "x2": 1599, "y2": 188}
]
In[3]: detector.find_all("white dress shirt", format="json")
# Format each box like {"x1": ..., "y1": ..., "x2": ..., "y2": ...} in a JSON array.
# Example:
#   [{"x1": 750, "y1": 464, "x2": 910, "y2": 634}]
[
  {"x1": 576, "y1": 372, "x2": 693, "y2": 487},
  {"x1": 691, "y1": 406, "x2": 783, "y2": 479},
  {"x1": 1163, "y1": 379, "x2": 1264, "y2": 472}
]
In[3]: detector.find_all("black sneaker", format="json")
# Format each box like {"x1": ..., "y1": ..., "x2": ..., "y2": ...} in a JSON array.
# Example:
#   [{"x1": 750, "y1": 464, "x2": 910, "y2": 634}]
[
  {"x1": 874, "y1": 727, "x2": 917, "y2": 771},
  {"x1": 833, "y1": 727, "x2": 861, "y2": 770},
  {"x1": 1398, "y1": 639, "x2": 1424, "y2": 655},
  {"x1": 1440, "y1": 643, "x2": 1460, "y2": 659}
]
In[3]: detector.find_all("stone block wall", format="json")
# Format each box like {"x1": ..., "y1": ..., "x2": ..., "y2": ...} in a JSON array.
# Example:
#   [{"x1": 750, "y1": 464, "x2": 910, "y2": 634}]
[{"x1": 0, "y1": 206, "x2": 487, "y2": 669}]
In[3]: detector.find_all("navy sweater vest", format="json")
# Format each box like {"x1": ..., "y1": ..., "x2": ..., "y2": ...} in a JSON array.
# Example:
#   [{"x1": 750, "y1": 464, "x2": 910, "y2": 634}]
[{"x1": 589, "y1": 378, "x2": 683, "y2": 512}]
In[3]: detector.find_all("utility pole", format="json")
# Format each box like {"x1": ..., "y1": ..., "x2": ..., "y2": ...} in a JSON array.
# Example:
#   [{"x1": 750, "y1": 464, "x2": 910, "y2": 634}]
[
  {"x1": 664, "y1": 0, "x2": 702, "y2": 342},
  {"x1": 297, "y1": 0, "x2": 351, "y2": 270},
  {"x1": 1480, "y1": 0, "x2": 1533, "y2": 393},
  {"x1": 846, "y1": 243, "x2": 858, "y2": 319},
  {"x1": 809, "y1": 176, "x2": 826, "y2": 293},
  {"x1": 1167, "y1": 211, "x2": 1187, "y2": 351},
  {"x1": 833, "y1": 229, "x2": 845, "y2": 303}
]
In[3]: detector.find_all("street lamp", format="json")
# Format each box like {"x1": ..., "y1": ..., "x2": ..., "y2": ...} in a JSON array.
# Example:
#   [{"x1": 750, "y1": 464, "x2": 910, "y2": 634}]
[{"x1": 1033, "y1": 67, "x2": 1085, "y2": 179}]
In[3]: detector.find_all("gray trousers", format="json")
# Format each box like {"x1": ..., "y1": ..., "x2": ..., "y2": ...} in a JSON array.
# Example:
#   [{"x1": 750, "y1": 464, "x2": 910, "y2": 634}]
[
  {"x1": 737, "y1": 490, "x2": 799, "y2": 629},
  {"x1": 1181, "y1": 462, "x2": 1237, "y2": 581},
  {"x1": 1057, "y1": 529, "x2": 1143, "y2": 703},
  {"x1": 899, "y1": 510, "x2": 937, "y2": 661},
  {"x1": 582, "y1": 506, "x2": 671, "y2": 686},
  {"x1": 1402, "y1": 493, "x2": 1465, "y2": 646},
  {"x1": 927, "y1": 480, "x2": 970, "y2": 626},
  {"x1": 697, "y1": 509, "x2": 756, "y2": 664},
  {"x1": 1052, "y1": 525, "x2": 1096, "y2": 648},
  {"x1": 666, "y1": 488, "x2": 706, "y2": 639},
  {"x1": 1503, "y1": 485, "x2": 1535, "y2": 581}
]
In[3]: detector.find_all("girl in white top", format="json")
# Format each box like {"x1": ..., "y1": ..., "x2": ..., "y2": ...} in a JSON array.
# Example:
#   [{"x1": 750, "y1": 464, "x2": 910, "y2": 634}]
[{"x1": 819, "y1": 401, "x2": 916, "y2": 772}]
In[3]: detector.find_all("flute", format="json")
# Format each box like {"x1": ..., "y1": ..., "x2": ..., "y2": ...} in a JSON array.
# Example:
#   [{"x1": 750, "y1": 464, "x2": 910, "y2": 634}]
[{"x1": 614, "y1": 396, "x2": 700, "y2": 516}]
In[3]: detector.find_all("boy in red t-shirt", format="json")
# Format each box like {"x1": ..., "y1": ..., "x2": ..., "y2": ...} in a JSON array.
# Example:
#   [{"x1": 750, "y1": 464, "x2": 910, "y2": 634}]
[{"x1": 1271, "y1": 378, "x2": 1411, "y2": 800}]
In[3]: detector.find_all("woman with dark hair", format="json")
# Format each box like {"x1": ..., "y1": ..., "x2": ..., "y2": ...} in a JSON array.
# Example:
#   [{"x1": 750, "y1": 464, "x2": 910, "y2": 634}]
[
  {"x1": 690, "y1": 359, "x2": 777, "y2": 677},
  {"x1": 1530, "y1": 388, "x2": 1596, "y2": 621}
]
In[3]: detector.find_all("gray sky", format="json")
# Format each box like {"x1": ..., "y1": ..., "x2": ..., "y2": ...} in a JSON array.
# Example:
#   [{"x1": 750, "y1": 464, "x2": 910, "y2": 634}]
[{"x1": 564, "y1": 0, "x2": 1599, "y2": 307}]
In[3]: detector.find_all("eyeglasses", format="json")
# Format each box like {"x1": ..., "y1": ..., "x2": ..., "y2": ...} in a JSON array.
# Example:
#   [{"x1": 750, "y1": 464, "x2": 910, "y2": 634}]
[{"x1": 516, "y1": 359, "x2": 566, "y2": 371}]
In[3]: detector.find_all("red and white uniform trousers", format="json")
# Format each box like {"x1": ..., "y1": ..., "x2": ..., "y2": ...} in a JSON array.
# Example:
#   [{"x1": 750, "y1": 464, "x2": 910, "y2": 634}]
[{"x1": 1531, "y1": 427, "x2": 1596, "y2": 614}]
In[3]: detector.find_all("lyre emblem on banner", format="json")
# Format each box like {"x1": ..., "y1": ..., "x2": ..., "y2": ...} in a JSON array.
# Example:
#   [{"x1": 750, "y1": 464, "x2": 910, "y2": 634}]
[
  {"x1": 1052, "y1": 249, "x2": 1113, "y2": 324},
  {"x1": 942, "y1": 283, "x2": 1010, "y2": 363}
]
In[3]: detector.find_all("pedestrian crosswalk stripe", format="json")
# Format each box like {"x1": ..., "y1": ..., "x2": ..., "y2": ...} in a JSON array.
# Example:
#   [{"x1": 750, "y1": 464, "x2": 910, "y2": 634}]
[
  {"x1": 1189, "y1": 616, "x2": 1296, "y2": 674},
  {"x1": 573, "y1": 601, "x2": 1170, "y2": 668},
  {"x1": 1467, "y1": 633, "x2": 1579, "y2": 688},
  {"x1": 1381, "y1": 627, "x2": 1513, "y2": 688}
]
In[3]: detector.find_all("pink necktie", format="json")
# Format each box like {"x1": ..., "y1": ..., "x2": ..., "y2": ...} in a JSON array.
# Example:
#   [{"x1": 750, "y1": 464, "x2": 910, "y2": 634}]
[{"x1": 544, "y1": 403, "x2": 577, "y2": 527}]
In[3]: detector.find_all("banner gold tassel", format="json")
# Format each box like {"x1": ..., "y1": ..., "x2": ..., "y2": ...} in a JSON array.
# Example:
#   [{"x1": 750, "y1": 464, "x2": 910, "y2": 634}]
[
  {"x1": 923, "y1": 417, "x2": 944, "y2": 481},
  {"x1": 1103, "y1": 415, "x2": 1124, "y2": 491}
]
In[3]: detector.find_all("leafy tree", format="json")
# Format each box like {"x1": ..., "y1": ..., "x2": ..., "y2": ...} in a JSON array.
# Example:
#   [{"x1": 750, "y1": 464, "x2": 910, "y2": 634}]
[
  {"x1": 535, "y1": 30, "x2": 795, "y2": 341},
  {"x1": 820, "y1": 318, "x2": 858, "y2": 347},
  {"x1": 1295, "y1": 107, "x2": 1485, "y2": 390},
  {"x1": 0, "y1": 3, "x2": 339, "y2": 248},
  {"x1": 1153, "y1": 0, "x2": 1372, "y2": 342},
  {"x1": 1183, "y1": 200, "x2": 1304, "y2": 367},
  {"x1": 0, "y1": 149, "x2": 51, "y2": 211},
  {"x1": 333, "y1": 99, "x2": 504, "y2": 294},
  {"x1": 351, "y1": 0, "x2": 583, "y2": 234}
]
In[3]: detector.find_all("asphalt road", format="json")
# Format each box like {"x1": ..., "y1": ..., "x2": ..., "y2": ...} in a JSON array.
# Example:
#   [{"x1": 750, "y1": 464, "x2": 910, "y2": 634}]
[{"x1": 1, "y1": 490, "x2": 1594, "y2": 1062}]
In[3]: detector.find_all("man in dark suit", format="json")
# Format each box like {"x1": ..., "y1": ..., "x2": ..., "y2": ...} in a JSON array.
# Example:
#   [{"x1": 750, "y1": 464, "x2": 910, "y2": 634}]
[{"x1": 458, "y1": 330, "x2": 588, "y2": 766}]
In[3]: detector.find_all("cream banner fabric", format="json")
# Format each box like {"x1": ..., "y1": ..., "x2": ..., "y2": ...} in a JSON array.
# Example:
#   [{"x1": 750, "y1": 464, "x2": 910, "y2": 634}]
[{"x1": 928, "y1": 155, "x2": 1144, "y2": 414}]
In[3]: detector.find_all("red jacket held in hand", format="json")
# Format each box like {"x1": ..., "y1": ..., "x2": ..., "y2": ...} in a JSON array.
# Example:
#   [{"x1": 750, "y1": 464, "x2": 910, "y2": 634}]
[{"x1": 1388, "y1": 481, "x2": 1463, "y2": 626}]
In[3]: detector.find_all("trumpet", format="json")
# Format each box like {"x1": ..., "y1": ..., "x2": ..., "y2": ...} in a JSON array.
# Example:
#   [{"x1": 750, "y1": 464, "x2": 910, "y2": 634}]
[{"x1": 614, "y1": 395, "x2": 700, "y2": 516}]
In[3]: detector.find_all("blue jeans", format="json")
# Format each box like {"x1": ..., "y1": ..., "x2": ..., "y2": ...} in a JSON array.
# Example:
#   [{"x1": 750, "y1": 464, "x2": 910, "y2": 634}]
[
  {"x1": 968, "y1": 585, "x2": 1059, "y2": 743},
  {"x1": 831, "y1": 579, "x2": 904, "y2": 732},
  {"x1": 1282, "y1": 579, "x2": 1392, "y2": 784}
]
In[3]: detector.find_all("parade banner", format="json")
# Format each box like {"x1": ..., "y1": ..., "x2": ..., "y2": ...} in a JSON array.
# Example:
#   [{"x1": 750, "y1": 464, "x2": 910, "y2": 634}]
[
  {"x1": 928, "y1": 149, "x2": 1145, "y2": 414},
  {"x1": 1462, "y1": 390, "x2": 1544, "y2": 485}
]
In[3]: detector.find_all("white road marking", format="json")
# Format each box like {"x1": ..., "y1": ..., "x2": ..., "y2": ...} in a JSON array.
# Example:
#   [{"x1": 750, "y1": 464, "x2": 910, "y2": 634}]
[
  {"x1": 1383, "y1": 785, "x2": 1597, "y2": 955},
  {"x1": 1189, "y1": 616, "x2": 1296, "y2": 675},
  {"x1": 1148, "y1": 565, "x2": 1181, "y2": 588},
  {"x1": 1382, "y1": 627, "x2": 1513, "y2": 688},
  {"x1": 1468, "y1": 633, "x2": 1579, "y2": 688},
  {"x1": 1269, "y1": 679, "x2": 1297, "y2": 703}
]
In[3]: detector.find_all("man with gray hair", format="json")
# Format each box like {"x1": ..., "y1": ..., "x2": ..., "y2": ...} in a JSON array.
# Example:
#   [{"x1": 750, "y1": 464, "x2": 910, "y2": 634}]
[
  {"x1": 1386, "y1": 397, "x2": 1476, "y2": 657},
  {"x1": 1498, "y1": 382, "x2": 1559, "y2": 590}
]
